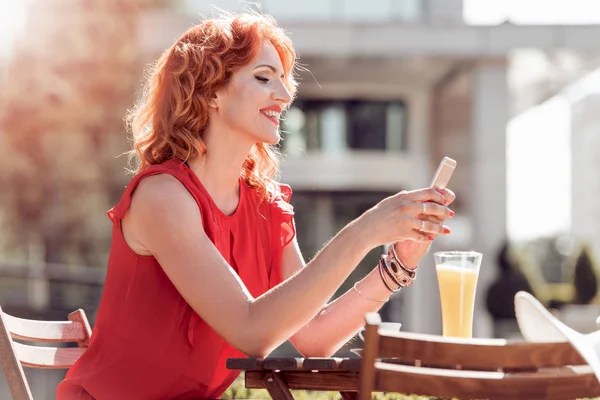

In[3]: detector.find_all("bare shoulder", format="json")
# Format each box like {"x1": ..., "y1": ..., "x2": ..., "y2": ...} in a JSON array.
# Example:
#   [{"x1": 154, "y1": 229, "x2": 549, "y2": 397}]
[
  {"x1": 124, "y1": 173, "x2": 201, "y2": 255},
  {"x1": 134, "y1": 173, "x2": 188, "y2": 200},
  {"x1": 131, "y1": 173, "x2": 196, "y2": 215}
]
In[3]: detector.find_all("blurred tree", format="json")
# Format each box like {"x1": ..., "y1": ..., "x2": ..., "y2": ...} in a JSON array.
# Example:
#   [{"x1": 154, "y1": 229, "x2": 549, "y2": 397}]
[
  {"x1": 571, "y1": 244, "x2": 599, "y2": 305},
  {"x1": 486, "y1": 240, "x2": 534, "y2": 320},
  {"x1": 527, "y1": 237, "x2": 566, "y2": 284},
  {"x1": 0, "y1": 0, "x2": 167, "y2": 312}
]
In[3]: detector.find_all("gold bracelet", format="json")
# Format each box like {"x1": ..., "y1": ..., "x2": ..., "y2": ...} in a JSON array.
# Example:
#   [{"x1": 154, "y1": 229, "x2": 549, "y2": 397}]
[{"x1": 353, "y1": 282, "x2": 388, "y2": 303}]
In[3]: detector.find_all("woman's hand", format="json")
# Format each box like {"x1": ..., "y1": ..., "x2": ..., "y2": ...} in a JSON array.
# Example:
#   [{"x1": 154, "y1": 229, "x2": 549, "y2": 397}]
[
  {"x1": 358, "y1": 188, "x2": 455, "y2": 249},
  {"x1": 393, "y1": 188, "x2": 456, "y2": 269}
]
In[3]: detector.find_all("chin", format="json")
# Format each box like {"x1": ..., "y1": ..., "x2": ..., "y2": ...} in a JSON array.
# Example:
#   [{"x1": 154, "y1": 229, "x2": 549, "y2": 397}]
[
  {"x1": 256, "y1": 130, "x2": 281, "y2": 145},
  {"x1": 265, "y1": 136, "x2": 281, "y2": 145}
]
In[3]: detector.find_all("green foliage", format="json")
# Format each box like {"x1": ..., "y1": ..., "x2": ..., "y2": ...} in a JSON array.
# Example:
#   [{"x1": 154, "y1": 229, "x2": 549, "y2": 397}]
[
  {"x1": 222, "y1": 373, "x2": 451, "y2": 399},
  {"x1": 222, "y1": 373, "x2": 600, "y2": 399},
  {"x1": 486, "y1": 241, "x2": 535, "y2": 319}
]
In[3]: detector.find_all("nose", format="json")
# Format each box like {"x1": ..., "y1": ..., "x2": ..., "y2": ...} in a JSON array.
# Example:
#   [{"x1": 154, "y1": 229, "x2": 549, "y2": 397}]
[{"x1": 272, "y1": 80, "x2": 292, "y2": 104}]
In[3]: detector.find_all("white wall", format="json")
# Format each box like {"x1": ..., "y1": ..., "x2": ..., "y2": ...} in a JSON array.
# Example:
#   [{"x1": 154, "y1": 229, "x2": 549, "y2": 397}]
[
  {"x1": 179, "y1": 0, "x2": 427, "y2": 22},
  {"x1": 571, "y1": 94, "x2": 600, "y2": 258}
]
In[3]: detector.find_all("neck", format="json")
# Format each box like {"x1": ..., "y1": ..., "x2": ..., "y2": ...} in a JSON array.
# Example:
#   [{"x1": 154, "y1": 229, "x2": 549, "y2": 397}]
[{"x1": 187, "y1": 122, "x2": 254, "y2": 206}]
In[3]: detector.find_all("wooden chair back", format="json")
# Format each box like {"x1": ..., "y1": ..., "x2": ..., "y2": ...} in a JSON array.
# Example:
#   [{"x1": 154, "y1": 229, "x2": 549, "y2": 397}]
[
  {"x1": 0, "y1": 305, "x2": 92, "y2": 400},
  {"x1": 358, "y1": 312, "x2": 600, "y2": 400}
]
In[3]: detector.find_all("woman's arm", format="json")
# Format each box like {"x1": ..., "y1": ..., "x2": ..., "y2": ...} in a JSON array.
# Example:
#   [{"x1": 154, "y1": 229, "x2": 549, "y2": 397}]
[
  {"x1": 126, "y1": 174, "x2": 450, "y2": 358},
  {"x1": 284, "y1": 239, "x2": 394, "y2": 357},
  {"x1": 286, "y1": 189, "x2": 456, "y2": 357}
]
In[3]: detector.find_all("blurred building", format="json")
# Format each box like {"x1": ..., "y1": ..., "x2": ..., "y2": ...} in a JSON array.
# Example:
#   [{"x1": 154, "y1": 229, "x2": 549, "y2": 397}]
[
  {"x1": 571, "y1": 88, "x2": 600, "y2": 258},
  {"x1": 2, "y1": 1, "x2": 600, "y2": 398},
  {"x1": 139, "y1": 0, "x2": 600, "y2": 338}
]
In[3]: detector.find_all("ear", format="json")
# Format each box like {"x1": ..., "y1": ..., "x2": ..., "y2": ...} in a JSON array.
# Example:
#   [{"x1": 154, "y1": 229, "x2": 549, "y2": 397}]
[{"x1": 208, "y1": 91, "x2": 220, "y2": 110}]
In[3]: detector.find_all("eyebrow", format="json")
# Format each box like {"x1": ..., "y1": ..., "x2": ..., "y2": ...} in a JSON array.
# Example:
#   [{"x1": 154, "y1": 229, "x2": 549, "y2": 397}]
[{"x1": 254, "y1": 64, "x2": 284, "y2": 77}]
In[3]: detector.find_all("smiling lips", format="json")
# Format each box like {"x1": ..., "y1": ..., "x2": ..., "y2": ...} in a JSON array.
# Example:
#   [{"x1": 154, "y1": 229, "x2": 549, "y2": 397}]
[{"x1": 260, "y1": 106, "x2": 282, "y2": 126}]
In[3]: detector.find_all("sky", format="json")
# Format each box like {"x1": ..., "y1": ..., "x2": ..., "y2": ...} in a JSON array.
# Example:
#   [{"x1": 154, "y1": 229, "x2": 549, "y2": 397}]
[
  {"x1": 0, "y1": 1, "x2": 27, "y2": 61},
  {"x1": 463, "y1": 0, "x2": 600, "y2": 25}
]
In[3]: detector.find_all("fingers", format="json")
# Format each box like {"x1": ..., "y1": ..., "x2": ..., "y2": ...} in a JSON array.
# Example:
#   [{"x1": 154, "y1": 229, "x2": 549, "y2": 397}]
[
  {"x1": 404, "y1": 188, "x2": 447, "y2": 205},
  {"x1": 408, "y1": 231, "x2": 436, "y2": 243},
  {"x1": 436, "y1": 188, "x2": 456, "y2": 205},
  {"x1": 403, "y1": 187, "x2": 456, "y2": 206},
  {"x1": 410, "y1": 218, "x2": 450, "y2": 236},
  {"x1": 419, "y1": 214, "x2": 443, "y2": 225},
  {"x1": 384, "y1": 188, "x2": 456, "y2": 244},
  {"x1": 398, "y1": 218, "x2": 451, "y2": 243},
  {"x1": 413, "y1": 201, "x2": 454, "y2": 220},
  {"x1": 419, "y1": 215, "x2": 447, "y2": 240}
]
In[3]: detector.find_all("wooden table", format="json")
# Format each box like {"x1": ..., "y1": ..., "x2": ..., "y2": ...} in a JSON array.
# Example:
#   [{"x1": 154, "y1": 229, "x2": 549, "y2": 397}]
[{"x1": 227, "y1": 357, "x2": 361, "y2": 400}]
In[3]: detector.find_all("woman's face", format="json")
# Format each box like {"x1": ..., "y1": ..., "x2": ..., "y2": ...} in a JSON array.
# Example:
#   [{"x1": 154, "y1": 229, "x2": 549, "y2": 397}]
[{"x1": 211, "y1": 41, "x2": 292, "y2": 145}]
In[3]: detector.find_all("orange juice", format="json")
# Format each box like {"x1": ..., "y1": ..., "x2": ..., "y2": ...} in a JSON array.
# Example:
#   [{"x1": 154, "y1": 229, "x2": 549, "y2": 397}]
[{"x1": 435, "y1": 263, "x2": 479, "y2": 338}]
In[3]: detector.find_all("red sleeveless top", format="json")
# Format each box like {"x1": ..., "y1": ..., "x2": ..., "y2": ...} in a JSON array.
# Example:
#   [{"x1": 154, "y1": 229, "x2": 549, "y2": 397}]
[{"x1": 56, "y1": 159, "x2": 295, "y2": 400}]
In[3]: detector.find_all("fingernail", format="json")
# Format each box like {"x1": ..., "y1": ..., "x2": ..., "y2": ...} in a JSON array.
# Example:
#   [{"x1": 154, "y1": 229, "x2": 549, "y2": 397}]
[
  {"x1": 443, "y1": 227, "x2": 451, "y2": 234},
  {"x1": 449, "y1": 210, "x2": 455, "y2": 217},
  {"x1": 443, "y1": 197, "x2": 449, "y2": 205},
  {"x1": 428, "y1": 236, "x2": 435, "y2": 241},
  {"x1": 436, "y1": 189, "x2": 445, "y2": 195}
]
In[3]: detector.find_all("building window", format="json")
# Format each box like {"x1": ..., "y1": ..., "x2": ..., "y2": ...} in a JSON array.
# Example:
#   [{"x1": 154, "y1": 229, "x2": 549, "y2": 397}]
[
  {"x1": 291, "y1": 190, "x2": 395, "y2": 298},
  {"x1": 393, "y1": 0, "x2": 426, "y2": 22},
  {"x1": 341, "y1": 0, "x2": 426, "y2": 22},
  {"x1": 281, "y1": 99, "x2": 406, "y2": 156}
]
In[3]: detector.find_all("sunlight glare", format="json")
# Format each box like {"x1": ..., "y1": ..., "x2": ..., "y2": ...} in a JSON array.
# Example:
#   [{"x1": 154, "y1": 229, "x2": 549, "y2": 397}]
[
  {"x1": 506, "y1": 96, "x2": 571, "y2": 241},
  {"x1": 0, "y1": 1, "x2": 27, "y2": 61},
  {"x1": 464, "y1": 0, "x2": 600, "y2": 25}
]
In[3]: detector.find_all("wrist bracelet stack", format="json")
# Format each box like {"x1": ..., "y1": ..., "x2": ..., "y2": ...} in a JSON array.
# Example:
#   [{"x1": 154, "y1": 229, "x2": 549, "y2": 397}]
[
  {"x1": 378, "y1": 244, "x2": 418, "y2": 292},
  {"x1": 352, "y1": 244, "x2": 419, "y2": 304}
]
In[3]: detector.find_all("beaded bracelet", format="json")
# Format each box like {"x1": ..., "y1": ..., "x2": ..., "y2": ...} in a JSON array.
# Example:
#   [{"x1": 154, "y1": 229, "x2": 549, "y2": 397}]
[
  {"x1": 378, "y1": 258, "x2": 399, "y2": 293},
  {"x1": 381, "y1": 244, "x2": 418, "y2": 289},
  {"x1": 382, "y1": 254, "x2": 415, "y2": 288}
]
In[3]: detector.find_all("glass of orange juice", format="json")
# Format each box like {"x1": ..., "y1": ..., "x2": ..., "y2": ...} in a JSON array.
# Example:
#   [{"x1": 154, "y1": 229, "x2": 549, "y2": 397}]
[{"x1": 434, "y1": 251, "x2": 483, "y2": 338}]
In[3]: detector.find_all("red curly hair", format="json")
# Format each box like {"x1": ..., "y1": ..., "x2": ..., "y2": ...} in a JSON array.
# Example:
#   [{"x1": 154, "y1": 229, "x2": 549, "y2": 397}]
[{"x1": 126, "y1": 12, "x2": 298, "y2": 200}]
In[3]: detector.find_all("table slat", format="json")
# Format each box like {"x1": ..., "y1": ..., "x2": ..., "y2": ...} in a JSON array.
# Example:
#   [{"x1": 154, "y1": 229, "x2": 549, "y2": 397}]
[
  {"x1": 303, "y1": 358, "x2": 341, "y2": 370},
  {"x1": 263, "y1": 358, "x2": 303, "y2": 370},
  {"x1": 226, "y1": 357, "x2": 262, "y2": 370},
  {"x1": 340, "y1": 358, "x2": 361, "y2": 371}
]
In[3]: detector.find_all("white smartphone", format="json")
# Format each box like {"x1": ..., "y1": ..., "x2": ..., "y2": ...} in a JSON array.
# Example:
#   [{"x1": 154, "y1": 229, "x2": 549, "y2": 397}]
[{"x1": 430, "y1": 157, "x2": 457, "y2": 190}]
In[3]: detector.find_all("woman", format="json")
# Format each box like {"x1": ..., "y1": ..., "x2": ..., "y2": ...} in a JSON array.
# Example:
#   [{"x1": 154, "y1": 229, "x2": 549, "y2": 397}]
[{"x1": 57, "y1": 11, "x2": 455, "y2": 400}]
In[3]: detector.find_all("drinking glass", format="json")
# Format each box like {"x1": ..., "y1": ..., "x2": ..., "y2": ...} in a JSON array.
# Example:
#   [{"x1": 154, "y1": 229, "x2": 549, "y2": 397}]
[{"x1": 434, "y1": 251, "x2": 483, "y2": 338}]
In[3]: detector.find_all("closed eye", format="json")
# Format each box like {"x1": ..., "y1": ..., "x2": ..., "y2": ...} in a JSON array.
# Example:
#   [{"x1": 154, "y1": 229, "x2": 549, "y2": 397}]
[{"x1": 255, "y1": 76, "x2": 269, "y2": 83}]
